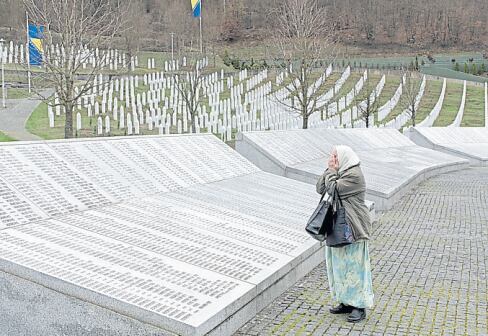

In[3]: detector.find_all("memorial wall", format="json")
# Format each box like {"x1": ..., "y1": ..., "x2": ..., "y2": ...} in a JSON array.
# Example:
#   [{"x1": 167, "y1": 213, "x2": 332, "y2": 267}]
[
  {"x1": 0, "y1": 135, "x2": 322, "y2": 336},
  {"x1": 236, "y1": 129, "x2": 469, "y2": 210},
  {"x1": 407, "y1": 127, "x2": 488, "y2": 166}
]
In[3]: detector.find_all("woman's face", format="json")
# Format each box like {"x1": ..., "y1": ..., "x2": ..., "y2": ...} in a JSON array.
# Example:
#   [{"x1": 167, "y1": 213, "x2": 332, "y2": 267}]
[{"x1": 331, "y1": 148, "x2": 338, "y2": 163}]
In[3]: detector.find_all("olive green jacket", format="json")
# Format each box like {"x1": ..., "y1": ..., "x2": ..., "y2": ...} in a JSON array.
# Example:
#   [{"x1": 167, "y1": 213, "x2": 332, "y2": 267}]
[{"x1": 316, "y1": 164, "x2": 371, "y2": 241}]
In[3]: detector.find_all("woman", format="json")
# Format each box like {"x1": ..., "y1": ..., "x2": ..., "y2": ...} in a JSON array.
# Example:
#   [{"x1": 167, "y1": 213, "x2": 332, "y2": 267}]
[{"x1": 316, "y1": 145, "x2": 374, "y2": 323}]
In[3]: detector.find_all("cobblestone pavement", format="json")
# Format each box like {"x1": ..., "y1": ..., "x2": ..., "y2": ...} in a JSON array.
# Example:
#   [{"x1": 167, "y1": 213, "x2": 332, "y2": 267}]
[{"x1": 235, "y1": 168, "x2": 488, "y2": 336}]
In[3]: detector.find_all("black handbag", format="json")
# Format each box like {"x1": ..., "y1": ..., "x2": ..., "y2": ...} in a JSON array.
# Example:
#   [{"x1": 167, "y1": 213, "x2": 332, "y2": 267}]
[
  {"x1": 326, "y1": 187, "x2": 355, "y2": 248},
  {"x1": 305, "y1": 190, "x2": 334, "y2": 242}
]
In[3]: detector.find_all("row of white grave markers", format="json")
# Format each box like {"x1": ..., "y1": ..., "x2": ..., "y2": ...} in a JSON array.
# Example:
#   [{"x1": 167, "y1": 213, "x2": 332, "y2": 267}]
[
  {"x1": 377, "y1": 77, "x2": 404, "y2": 122},
  {"x1": 417, "y1": 78, "x2": 447, "y2": 127},
  {"x1": 326, "y1": 68, "x2": 365, "y2": 116},
  {"x1": 448, "y1": 80, "x2": 467, "y2": 128},
  {"x1": 163, "y1": 58, "x2": 192, "y2": 72},
  {"x1": 44, "y1": 46, "x2": 132, "y2": 70},
  {"x1": 339, "y1": 75, "x2": 386, "y2": 127},
  {"x1": 46, "y1": 58, "x2": 215, "y2": 134},
  {"x1": 49, "y1": 65, "x2": 351, "y2": 138},
  {"x1": 317, "y1": 66, "x2": 351, "y2": 109},
  {"x1": 0, "y1": 39, "x2": 203, "y2": 73},
  {"x1": 381, "y1": 75, "x2": 426, "y2": 129},
  {"x1": 0, "y1": 40, "x2": 136, "y2": 71},
  {"x1": 315, "y1": 67, "x2": 348, "y2": 109},
  {"x1": 271, "y1": 65, "x2": 347, "y2": 125},
  {"x1": 0, "y1": 41, "x2": 25, "y2": 64},
  {"x1": 46, "y1": 60, "x2": 371, "y2": 136},
  {"x1": 46, "y1": 63, "x2": 457, "y2": 138}
]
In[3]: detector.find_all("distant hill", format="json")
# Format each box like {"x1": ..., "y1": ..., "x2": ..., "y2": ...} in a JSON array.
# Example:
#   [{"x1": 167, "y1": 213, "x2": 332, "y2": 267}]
[{"x1": 1, "y1": 0, "x2": 487, "y2": 53}]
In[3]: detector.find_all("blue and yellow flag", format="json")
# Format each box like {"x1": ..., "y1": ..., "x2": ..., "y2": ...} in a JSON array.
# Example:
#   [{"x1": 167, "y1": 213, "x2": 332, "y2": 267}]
[
  {"x1": 28, "y1": 24, "x2": 44, "y2": 66},
  {"x1": 191, "y1": 0, "x2": 201, "y2": 18}
]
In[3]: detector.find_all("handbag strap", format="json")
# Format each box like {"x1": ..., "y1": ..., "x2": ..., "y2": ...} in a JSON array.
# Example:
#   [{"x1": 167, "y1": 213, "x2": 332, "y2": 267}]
[
  {"x1": 318, "y1": 190, "x2": 327, "y2": 203},
  {"x1": 318, "y1": 185, "x2": 335, "y2": 204}
]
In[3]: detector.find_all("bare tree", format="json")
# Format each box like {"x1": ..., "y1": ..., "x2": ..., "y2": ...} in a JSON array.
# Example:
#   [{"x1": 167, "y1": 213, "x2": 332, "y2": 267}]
[
  {"x1": 399, "y1": 70, "x2": 421, "y2": 127},
  {"x1": 23, "y1": 0, "x2": 129, "y2": 138},
  {"x1": 174, "y1": 60, "x2": 208, "y2": 133},
  {"x1": 354, "y1": 73, "x2": 381, "y2": 128},
  {"x1": 272, "y1": 0, "x2": 335, "y2": 129}
]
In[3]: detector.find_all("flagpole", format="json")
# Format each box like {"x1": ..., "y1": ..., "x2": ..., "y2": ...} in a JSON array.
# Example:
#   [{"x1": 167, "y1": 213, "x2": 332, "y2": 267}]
[
  {"x1": 26, "y1": 11, "x2": 31, "y2": 93},
  {"x1": 1, "y1": 39, "x2": 6, "y2": 109},
  {"x1": 199, "y1": 1, "x2": 203, "y2": 54}
]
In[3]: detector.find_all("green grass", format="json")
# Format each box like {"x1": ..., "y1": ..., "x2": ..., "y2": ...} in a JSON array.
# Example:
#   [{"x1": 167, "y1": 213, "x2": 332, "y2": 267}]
[
  {"x1": 328, "y1": 72, "x2": 362, "y2": 108},
  {"x1": 4, "y1": 88, "x2": 33, "y2": 99},
  {"x1": 409, "y1": 79, "x2": 443, "y2": 126},
  {"x1": 313, "y1": 71, "x2": 341, "y2": 97},
  {"x1": 0, "y1": 131, "x2": 15, "y2": 142},
  {"x1": 26, "y1": 102, "x2": 161, "y2": 140},
  {"x1": 376, "y1": 74, "x2": 402, "y2": 107},
  {"x1": 353, "y1": 74, "x2": 383, "y2": 102},
  {"x1": 461, "y1": 85, "x2": 485, "y2": 127},
  {"x1": 26, "y1": 102, "x2": 62, "y2": 139},
  {"x1": 24, "y1": 62, "x2": 487, "y2": 140},
  {"x1": 332, "y1": 52, "x2": 488, "y2": 83},
  {"x1": 382, "y1": 78, "x2": 421, "y2": 124},
  {"x1": 433, "y1": 82, "x2": 464, "y2": 126},
  {"x1": 421, "y1": 66, "x2": 488, "y2": 84}
]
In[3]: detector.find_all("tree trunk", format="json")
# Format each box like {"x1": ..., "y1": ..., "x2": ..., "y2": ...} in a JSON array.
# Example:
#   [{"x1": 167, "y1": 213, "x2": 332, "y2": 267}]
[
  {"x1": 65, "y1": 102, "x2": 74, "y2": 139},
  {"x1": 302, "y1": 114, "x2": 309, "y2": 129},
  {"x1": 191, "y1": 112, "x2": 196, "y2": 133}
]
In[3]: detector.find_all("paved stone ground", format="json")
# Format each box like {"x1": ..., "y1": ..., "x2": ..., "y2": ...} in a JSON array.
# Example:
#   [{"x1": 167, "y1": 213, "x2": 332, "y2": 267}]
[
  {"x1": 0, "y1": 88, "x2": 53, "y2": 141},
  {"x1": 235, "y1": 167, "x2": 488, "y2": 336}
]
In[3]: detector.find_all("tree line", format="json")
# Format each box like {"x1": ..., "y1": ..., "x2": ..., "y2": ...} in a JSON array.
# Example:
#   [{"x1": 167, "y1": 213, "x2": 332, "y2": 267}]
[{"x1": 1, "y1": 0, "x2": 487, "y2": 52}]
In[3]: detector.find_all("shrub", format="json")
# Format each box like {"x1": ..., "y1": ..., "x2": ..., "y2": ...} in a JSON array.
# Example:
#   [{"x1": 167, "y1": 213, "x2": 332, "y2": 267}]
[
  {"x1": 471, "y1": 63, "x2": 477, "y2": 75},
  {"x1": 222, "y1": 50, "x2": 232, "y2": 67}
]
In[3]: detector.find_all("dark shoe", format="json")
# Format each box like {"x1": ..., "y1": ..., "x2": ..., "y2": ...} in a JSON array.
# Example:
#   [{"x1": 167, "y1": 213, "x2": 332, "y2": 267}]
[
  {"x1": 347, "y1": 308, "x2": 366, "y2": 322},
  {"x1": 329, "y1": 303, "x2": 353, "y2": 314}
]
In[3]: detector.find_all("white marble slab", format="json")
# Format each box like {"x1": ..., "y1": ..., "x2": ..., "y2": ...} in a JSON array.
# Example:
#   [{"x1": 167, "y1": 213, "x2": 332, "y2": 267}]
[
  {"x1": 408, "y1": 127, "x2": 488, "y2": 166},
  {"x1": 236, "y1": 129, "x2": 469, "y2": 210},
  {"x1": 0, "y1": 135, "x2": 321, "y2": 336}
]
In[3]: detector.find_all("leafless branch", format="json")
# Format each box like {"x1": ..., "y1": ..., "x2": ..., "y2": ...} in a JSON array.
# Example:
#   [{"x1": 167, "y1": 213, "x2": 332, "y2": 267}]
[
  {"x1": 23, "y1": 0, "x2": 131, "y2": 138},
  {"x1": 270, "y1": 0, "x2": 337, "y2": 128}
]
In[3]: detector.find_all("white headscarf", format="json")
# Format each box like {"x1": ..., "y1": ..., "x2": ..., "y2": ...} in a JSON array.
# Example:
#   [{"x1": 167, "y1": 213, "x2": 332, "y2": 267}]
[{"x1": 335, "y1": 145, "x2": 360, "y2": 174}]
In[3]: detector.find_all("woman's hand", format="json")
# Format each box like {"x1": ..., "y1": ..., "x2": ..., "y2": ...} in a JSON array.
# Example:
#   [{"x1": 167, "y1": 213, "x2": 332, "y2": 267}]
[{"x1": 328, "y1": 153, "x2": 339, "y2": 171}]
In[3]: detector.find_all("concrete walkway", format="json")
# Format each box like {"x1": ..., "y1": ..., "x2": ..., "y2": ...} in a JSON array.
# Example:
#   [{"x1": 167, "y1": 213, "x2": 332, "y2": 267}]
[
  {"x1": 0, "y1": 89, "x2": 54, "y2": 141},
  {"x1": 235, "y1": 167, "x2": 488, "y2": 336}
]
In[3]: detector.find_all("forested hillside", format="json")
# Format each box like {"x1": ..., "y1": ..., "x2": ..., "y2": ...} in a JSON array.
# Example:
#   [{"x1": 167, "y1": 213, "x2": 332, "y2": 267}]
[{"x1": 1, "y1": 0, "x2": 487, "y2": 52}]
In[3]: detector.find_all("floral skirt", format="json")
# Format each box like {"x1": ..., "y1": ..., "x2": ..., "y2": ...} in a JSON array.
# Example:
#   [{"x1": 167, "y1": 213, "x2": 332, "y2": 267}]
[{"x1": 325, "y1": 241, "x2": 374, "y2": 308}]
